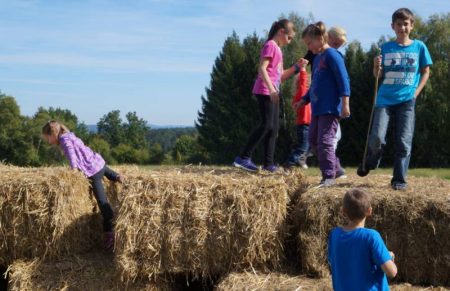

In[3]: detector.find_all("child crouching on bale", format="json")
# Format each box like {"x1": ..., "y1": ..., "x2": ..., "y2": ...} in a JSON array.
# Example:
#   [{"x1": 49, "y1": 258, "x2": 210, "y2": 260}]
[
  {"x1": 42, "y1": 120, "x2": 123, "y2": 251},
  {"x1": 328, "y1": 189, "x2": 397, "y2": 290}
]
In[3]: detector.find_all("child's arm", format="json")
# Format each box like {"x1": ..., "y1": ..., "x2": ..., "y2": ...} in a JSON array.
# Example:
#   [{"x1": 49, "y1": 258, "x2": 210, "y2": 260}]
[
  {"x1": 259, "y1": 57, "x2": 279, "y2": 102},
  {"x1": 381, "y1": 251, "x2": 397, "y2": 278},
  {"x1": 282, "y1": 58, "x2": 308, "y2": 82},
  {"x1": 414, "y1": 66, "x2": 430, "y2": 98},
  {"x1": 59, "y1": 135, "x2": 78, "y2": 170}
]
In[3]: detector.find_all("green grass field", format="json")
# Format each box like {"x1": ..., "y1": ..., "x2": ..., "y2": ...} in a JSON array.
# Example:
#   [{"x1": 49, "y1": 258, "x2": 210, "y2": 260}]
[{"x1": 138, "y1": 165, "x2": 450, "y2": 180}]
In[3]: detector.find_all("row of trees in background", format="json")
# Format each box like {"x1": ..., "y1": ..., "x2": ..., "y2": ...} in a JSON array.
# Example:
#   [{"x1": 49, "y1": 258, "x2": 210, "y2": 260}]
[
  {"x1": 1, "y1": 12, "x2": 449, "y2": 168},
  {"x1": 197, "y1": 12, "x2": 450, "y2": 167},
  {"x1": 0, "y1": 95, "x2": 204, "y2": 166}
]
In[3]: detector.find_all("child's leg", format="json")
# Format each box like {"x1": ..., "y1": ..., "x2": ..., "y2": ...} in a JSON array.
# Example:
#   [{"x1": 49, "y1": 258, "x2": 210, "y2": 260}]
[
  {"x1": 392, "y1": 100, "x2": 415, "y2": 185},
  {"x1": 366, "y1": 107, "x2": 391, "y2": 169},
  {"x1": 263, "y1": 99, "x2": 279, "y2": 166},
  {"x1": 287, "y1": 125, "x2": 308, "y2": 164},
  {"x1": 241, "y1": 95, "x2": 274, "y2": 160},
  {"x1": 89, "y1": 168, "x2": 114, "y2": 232},
  {"x1": 308, "y1": 116, "x2": 319, "y2": 156},
  {"x1": 317, "y1": 115, "x2": 339, "y2": 179},
  {"x1": 104, "y1": 166, "x2": 120, "y2": 182}
]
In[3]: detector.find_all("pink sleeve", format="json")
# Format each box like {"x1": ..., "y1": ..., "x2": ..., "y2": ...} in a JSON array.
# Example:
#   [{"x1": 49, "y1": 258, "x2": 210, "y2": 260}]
[
  {"x1": 59, "y1": 135, "x2": 77, "y2": 169},
  {"x1": 261, "y1": 41, "x2": 276, "y2": 59}
]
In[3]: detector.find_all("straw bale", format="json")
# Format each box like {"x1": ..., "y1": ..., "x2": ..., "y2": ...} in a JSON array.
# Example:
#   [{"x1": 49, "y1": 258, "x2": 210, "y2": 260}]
[
  {"x1": 0, "y1": 166, "x2": 103, "y2": 265},
  {"x1": 215, "y1": 272, "x2": 332, "y2": 290},
  {"x1": 294, "y1": 174, "x2": 450, "y2": 285},
  {"x1": 114, "y1": 168, "x2": 296, "y2": 282},
  {"x1": 7, "y1": 253, "x2": 169, "y2": 291},
  {"x1": 214, "y1": 272, "x2": 449, "y2": 291}
]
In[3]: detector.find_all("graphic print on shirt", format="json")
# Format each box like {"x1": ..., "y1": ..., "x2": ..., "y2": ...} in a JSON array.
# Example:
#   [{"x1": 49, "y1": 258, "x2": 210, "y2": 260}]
[
  {"x1": 310, "y1": 57, "x2": 327, "y2": 103},
  {"x1": 383, "y1": 52, "x2": 418, "y2": 86}
]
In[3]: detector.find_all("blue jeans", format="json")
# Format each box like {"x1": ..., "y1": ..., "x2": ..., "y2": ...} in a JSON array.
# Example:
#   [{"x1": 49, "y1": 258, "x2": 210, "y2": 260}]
[
  {"x1": 287, "y1": 124, "x2": 309, "y2": 164},
  {"x1": 366, "y1": 99, "x2": 415, "y2": 185}
]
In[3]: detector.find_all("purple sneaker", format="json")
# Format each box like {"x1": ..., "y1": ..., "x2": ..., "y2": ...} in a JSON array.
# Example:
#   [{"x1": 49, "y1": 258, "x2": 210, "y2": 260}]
[
  {"x1": 262, "y1": 164, "x2": 279, "y2": 173},
  {"x1": 233, "y1": 156, "x2": 258, "y2": 172}
]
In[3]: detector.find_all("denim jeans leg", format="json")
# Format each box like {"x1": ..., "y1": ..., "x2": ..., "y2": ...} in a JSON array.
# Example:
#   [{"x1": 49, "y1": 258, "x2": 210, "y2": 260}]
[
  {"x1": 288, "y1": 125, "x2": 309, "y2": 163},
  {"x1": 392, "y1": 100, "x2": 415, "y2": 185},
  {"x1": 366, "y1": 107, "x2": 390, "y2": 169}
]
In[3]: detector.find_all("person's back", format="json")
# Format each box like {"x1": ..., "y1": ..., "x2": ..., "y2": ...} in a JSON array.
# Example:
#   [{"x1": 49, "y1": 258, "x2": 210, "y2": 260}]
[
  {"x1": 328, "y1": 189, "x2": 397, "y2": 291},
  {"x1": 329, "y1": 227, "x2": 391, "y2": 291}
]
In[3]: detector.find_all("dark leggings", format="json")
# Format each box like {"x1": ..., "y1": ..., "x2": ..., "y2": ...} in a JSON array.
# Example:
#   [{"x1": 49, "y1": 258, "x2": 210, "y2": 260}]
[
  {"x1": 241, "y1": 94, "x2": 280, "y2": 166},
  {"x1": 88, "y1": 166, "x2": 119, "y2": 232}
]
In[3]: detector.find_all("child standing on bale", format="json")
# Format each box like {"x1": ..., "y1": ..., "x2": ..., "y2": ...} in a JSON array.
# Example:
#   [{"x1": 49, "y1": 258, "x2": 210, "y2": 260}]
[
  {"x1": 42, "y1": 120, "x2": 123, "y2": 251},
  {"x1": 233, "y1": 18, "x2": 304, "y2": 173},
  {"x1": 295, "y1": 21, "x2": 350, "y2": 187},
  {"x1": 357, "y1": 8, "x2": 432, "y2": 191},
  {"x1": 328, "y1": 189, "x2": 397, "y2": 291},
  {"x1": 285, "y1": 58, "x2": 310, "y2": 169}
]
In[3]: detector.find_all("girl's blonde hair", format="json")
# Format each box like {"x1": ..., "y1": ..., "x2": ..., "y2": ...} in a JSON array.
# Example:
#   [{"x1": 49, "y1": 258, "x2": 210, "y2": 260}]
[
  {"x1": 42, "y1": 120, "x2": 70, "y2": 140},
  {"x1": 302, "y1": 21, "x2": 328, "y2": 44},
  {"x1": 328, "y1": 26, "x2": 347, "y2": 45}
]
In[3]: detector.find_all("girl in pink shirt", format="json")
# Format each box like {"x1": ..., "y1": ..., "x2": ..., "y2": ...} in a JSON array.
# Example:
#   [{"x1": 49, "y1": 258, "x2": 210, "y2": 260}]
[
  {"x1": 234, "y1": 19, "x2": 303, "y2": 172},
  {"x1": 42, "y1": 120, "x2": 123, "y2": 251}
]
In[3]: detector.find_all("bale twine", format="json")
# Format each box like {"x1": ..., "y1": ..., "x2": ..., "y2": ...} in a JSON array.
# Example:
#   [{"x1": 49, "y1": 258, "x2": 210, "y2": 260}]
[
  {"x1": 114, "y1": 168, "x2": 301, "y2": 282},
  {"x1": 294, "y1": 174, "x2": 450, "y2": 286},
  {"x1": 0, "y1": 166, "x2": 103, "y2": 265}
]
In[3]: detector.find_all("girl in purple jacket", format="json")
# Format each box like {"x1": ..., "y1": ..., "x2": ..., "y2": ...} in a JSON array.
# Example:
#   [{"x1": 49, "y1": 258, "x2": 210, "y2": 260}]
[{"x1": 42, "y1": 120, "x2": 123, "y2": 251}]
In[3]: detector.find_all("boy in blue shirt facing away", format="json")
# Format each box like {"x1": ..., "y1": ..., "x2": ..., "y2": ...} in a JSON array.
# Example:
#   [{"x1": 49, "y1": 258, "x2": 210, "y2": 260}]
[
  {"x1": 358, "y1": 8, "x2": 433, "y2": 191},
  {"x1": 328, "y1": 189, "x2": 397, "y2": 291}
]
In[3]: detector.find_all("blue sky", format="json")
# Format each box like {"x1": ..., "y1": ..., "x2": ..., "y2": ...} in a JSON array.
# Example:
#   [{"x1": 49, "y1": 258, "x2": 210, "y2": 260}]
[{"x1": 1, "y1": 0, "x2": 449, "y2": 126}]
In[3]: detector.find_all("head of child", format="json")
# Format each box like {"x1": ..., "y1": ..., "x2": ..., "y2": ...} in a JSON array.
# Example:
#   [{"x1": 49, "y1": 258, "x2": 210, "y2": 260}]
[
  {"x1": 267, "y1": 19, "x2": 296, "y2": 47},
  {"x1": 391, "y1": 8, "x2": 414, "y2": 40},
  {"x1": 42, "y1": 120, "x2": 69, "y2": 145},
  {"x1": 302, "y1": 21, "x2": 329, "y2": 54},
  {"x1": 342, "y1": 188, "x2": 372, "y2": 224},
  {"x1": 328, "y1": 26, "x2": 347, "y2": 49}
]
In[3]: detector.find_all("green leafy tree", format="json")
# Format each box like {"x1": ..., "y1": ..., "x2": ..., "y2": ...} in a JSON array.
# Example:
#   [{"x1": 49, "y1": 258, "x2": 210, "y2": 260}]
[
  {"x1": 97, "y1": 110, "x2": 124, "y2": 147},
  {"x1": 124, "y1": 111, "x2": 149, "y2": 149}
]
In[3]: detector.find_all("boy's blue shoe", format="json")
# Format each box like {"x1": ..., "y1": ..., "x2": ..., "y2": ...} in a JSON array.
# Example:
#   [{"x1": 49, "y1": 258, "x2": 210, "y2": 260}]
[
  {"x1": 262, "y1": 164, "x2": 279, "y2": 173},
  {"x1": 233, "y1": 156, "x2": 258, "y2": 172}
]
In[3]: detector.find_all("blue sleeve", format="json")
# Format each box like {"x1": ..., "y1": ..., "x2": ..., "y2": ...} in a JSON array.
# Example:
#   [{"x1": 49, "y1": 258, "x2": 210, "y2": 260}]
[
  {"x1": 328, "y1": 50, "x2": 351, "y2": 97},
  {"x1": 370, "y1": 231, "x2": 392, "y2": 266},
  {"x1": 419, "y1": 41, "x2": 433, "y2": 68}
]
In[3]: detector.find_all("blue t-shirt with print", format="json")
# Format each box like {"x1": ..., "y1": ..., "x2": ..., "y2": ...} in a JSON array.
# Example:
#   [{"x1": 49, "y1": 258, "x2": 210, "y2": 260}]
[
  {"x1": 328, "y1": 227, "x2": 393, "y2": 291},
  {"x1": 303, "y1": 48, "x2": 350, "y2": 116},
  {"x1": 376, "y1": 40, "x2": 432, "y2": 106}
]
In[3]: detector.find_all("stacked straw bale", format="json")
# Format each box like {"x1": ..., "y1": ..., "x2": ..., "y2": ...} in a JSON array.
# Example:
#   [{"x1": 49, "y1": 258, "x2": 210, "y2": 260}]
[
  {"x1": 114, "y1": 168, "x2": 303, "y2": 282},
  {"x1": 214, "y1": 272, "x2": 450, "y2": 290},
  {"x1": 0, "y1": 165, "x2": 103, "y2": 265},
  {"x1": 7, "y1": 253, "x2": 169, "y2": 291},
  {"x1": 294, "y1": 174, "x2": 450, "y2": 286}
]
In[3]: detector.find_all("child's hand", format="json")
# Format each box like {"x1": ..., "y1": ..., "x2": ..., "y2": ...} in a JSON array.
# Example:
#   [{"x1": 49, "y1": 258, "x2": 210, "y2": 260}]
[
  {"x1": 374, "y1": 55, "x2": 382, "y2": 72},
  {"x1": 341, "y1": 103, "x2": 350, "y2": 118},
  {"x1": 298, "y1": 58, "x2": 309, "y2": 69},
  {"x1": 269, "y1": 90, "x2": 279, "y2": 102}
]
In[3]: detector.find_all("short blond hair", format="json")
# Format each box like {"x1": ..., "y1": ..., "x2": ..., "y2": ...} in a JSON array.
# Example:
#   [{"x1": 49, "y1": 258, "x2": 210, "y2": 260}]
[{"x1": 328, "y1": 26, "x2": 347, "y2": 45}]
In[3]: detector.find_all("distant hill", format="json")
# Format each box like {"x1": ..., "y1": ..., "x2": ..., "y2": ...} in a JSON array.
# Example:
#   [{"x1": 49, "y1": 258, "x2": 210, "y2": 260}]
[{"x1": 87, "y1": 124, "x2": 194, "y2": 133}]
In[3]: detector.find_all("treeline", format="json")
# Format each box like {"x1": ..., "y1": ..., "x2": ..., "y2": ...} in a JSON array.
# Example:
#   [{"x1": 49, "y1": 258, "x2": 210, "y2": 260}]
[
  {"x1": 0, "y1": 98, "x2": 203, "y2": 166},
  {"x1": 196, "y1": 12, "x2": 450, "y2": 167}
]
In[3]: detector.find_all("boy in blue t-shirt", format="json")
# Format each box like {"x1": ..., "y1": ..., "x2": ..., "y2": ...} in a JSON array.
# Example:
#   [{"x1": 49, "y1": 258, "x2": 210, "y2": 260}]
[
  {"x1": 357, "y1": 8, "x2": 433, "y2": 190},
  {"x1": 328, "y1": 189, "x2": 397, "y2": 291}
]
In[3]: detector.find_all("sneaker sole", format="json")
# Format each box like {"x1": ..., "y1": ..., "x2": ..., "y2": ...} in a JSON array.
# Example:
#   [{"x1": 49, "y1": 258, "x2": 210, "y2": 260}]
[{"x1": 233, "y1": 162, "x2": 258, "y2": 172}]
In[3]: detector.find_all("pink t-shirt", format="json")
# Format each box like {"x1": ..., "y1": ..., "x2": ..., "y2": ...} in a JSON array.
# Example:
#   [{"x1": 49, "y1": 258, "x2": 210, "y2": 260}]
[{"x1": 252, "y1": 40, "x2": 283, "y2": 95}]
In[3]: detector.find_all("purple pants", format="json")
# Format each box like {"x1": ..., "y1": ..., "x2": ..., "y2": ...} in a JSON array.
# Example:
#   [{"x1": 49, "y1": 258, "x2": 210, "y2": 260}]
[{"x1": 309, "y1": 115, "x2": 342, "y2": 179}]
